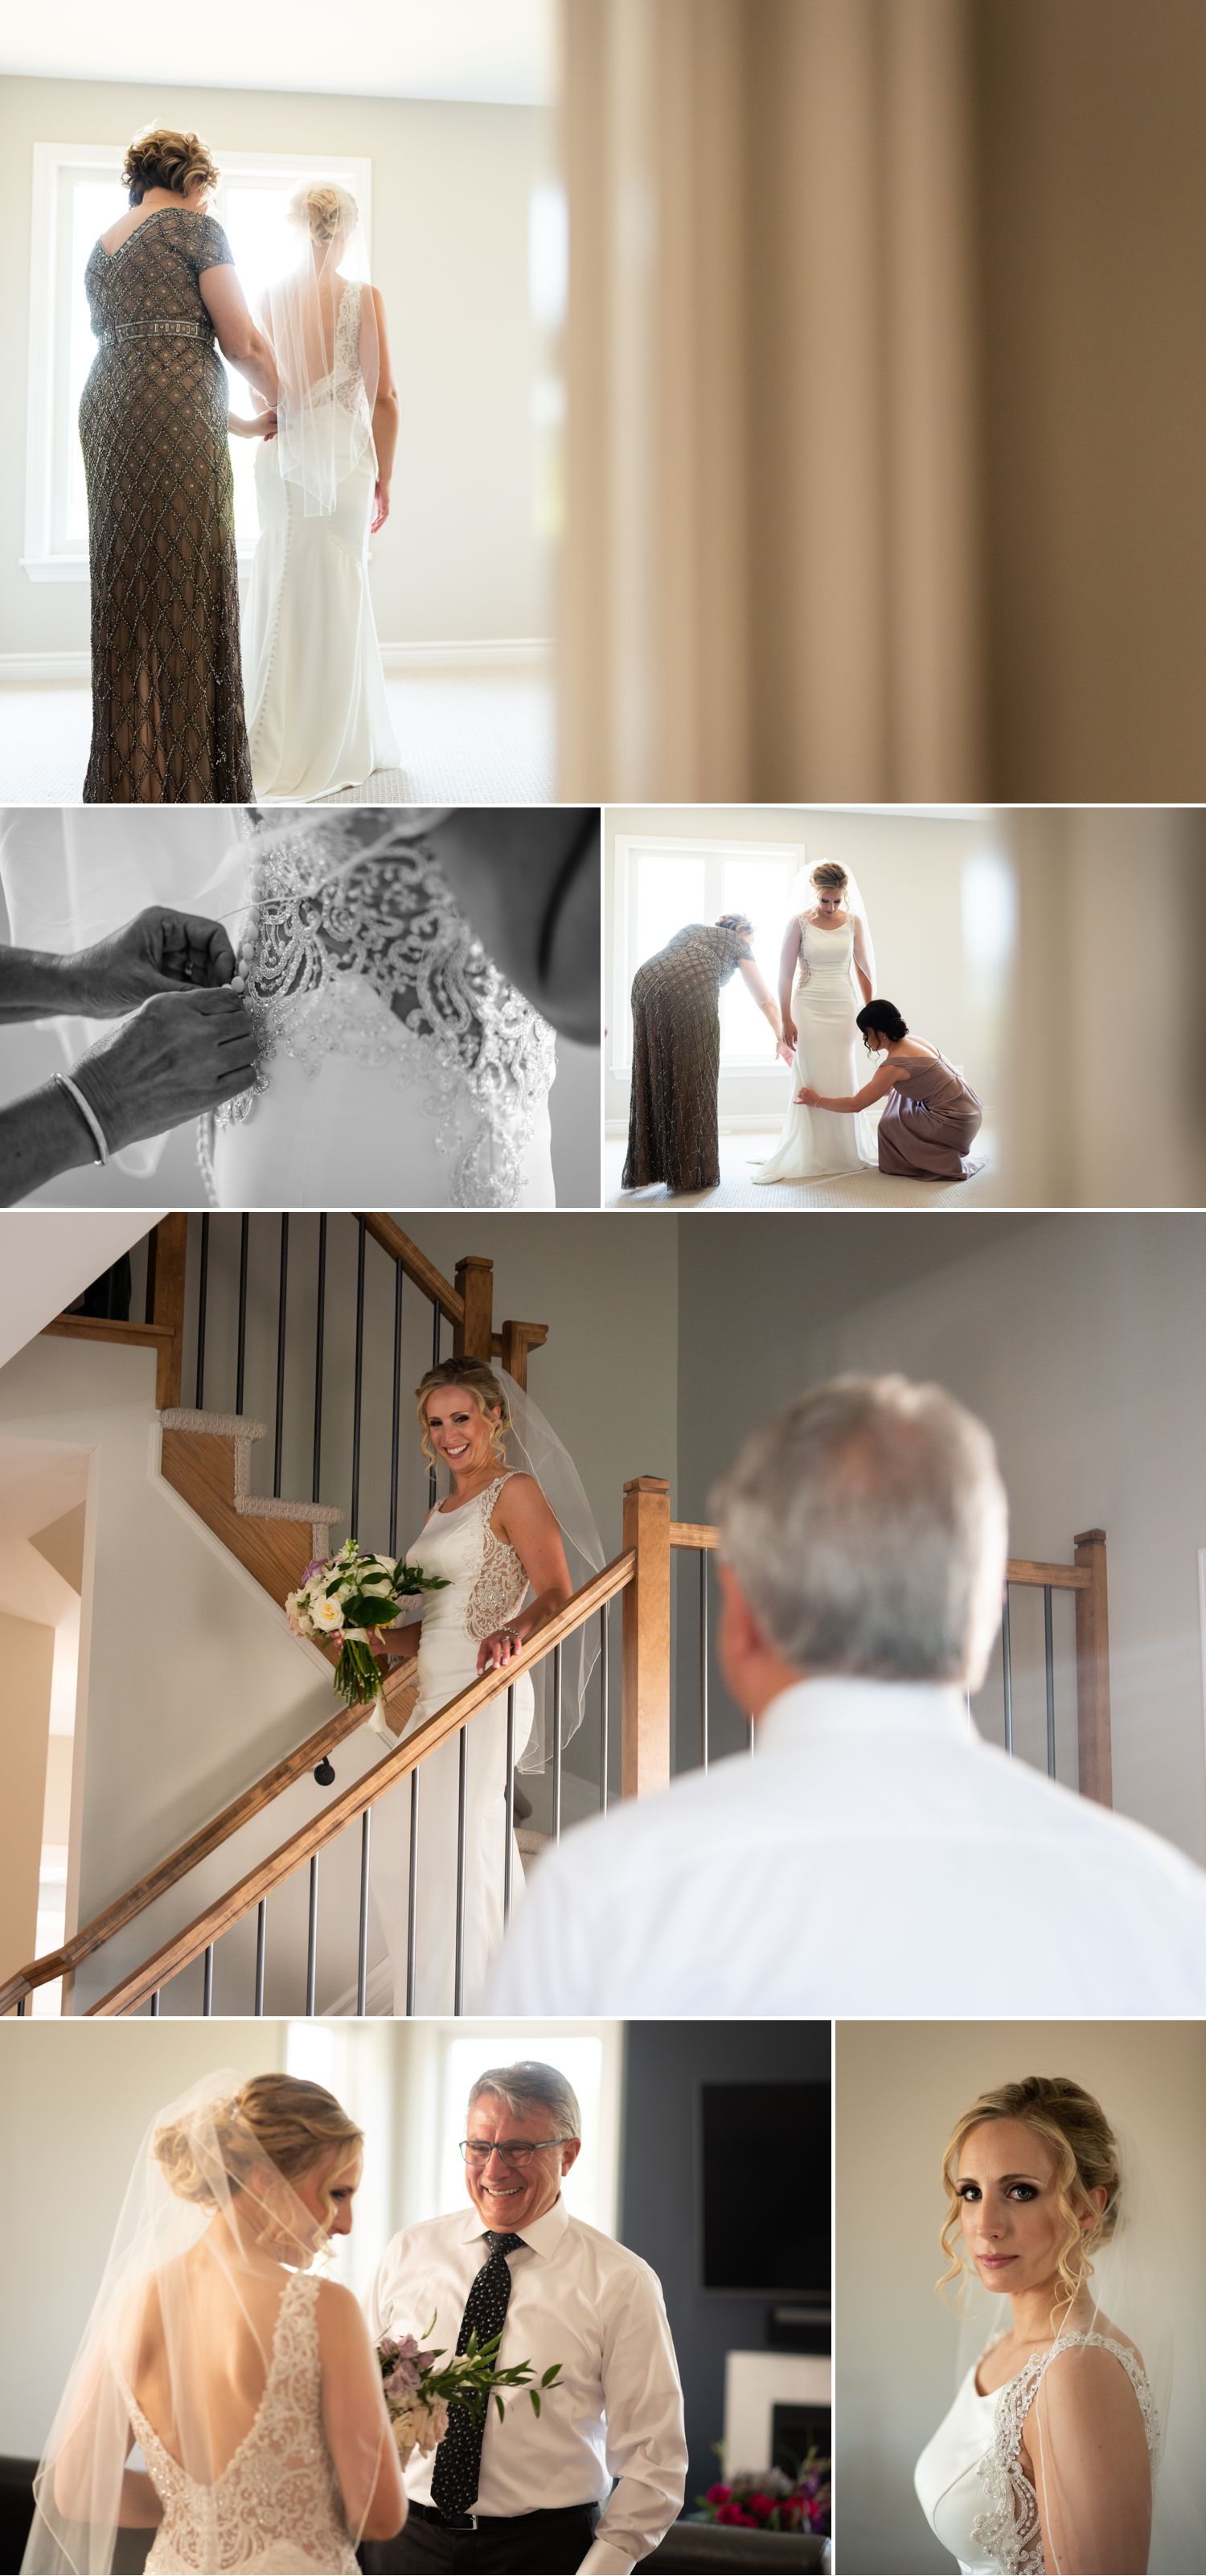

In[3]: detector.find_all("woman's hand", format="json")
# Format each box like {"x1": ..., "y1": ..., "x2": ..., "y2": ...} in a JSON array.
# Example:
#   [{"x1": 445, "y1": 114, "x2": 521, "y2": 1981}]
[
  {"x1": 796, "y1": 1083, "x2": 821, "y2": 1107},
  {"x1": 371, "y1": 479, "x2": 391, "y2": 532},
  {"x1": 776, "y1": 1040, "x2": 795, "y2": 1067},
  {"x1": 781, "y1": 1013, "x2": 797, "y2": 1054},
  {"x1": 229, "y1": 409, "x2": 278, "y2": 442},
  {"x1": 476, "y1": 1627, "x2": 525, "y2": 1675},
  {"x1": 68, "y1": 909, "x2": 238, "y2": 1016},
  {"x1": 68, "y1": 988, "x2": 260, "y2": 1152},
  {"x1": 366, "y1": 1626, "x2": 418, "y2": 1668}
]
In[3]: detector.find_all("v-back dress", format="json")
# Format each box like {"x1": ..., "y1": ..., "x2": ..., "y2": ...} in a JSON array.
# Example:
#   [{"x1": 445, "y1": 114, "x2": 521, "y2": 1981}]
[
  {"x1": 80, "y1": 209, "x2": 253, "y2": 804},
  {"x1": 755, "y1": 914, "x2": 876, "y2": 1183},
  {"x1": 876, "y1": 1049, "x2": 985, "y2": 1181},
  {"x1": 129, "y1": 2270, "x2": 359, "y2": 2574},
  {"x1": 368, "y1": 1473, "x2": 536, "y2": 2015},
  {"x1": 623, "y1": 922, "x2": 753, "y2": 1194},
  {"x1": 914, "y1": 2332, "x2": 1159, "y2": 2574}
]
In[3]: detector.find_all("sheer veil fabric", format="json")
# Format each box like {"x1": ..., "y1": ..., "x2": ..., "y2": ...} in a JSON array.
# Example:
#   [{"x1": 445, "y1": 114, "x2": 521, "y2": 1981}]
[
  {"x1": 258, "y1": 199, "x2": 379, "y2": 519},
  {"x1": 22, "y1": 2073, "x2": 386, "y2": 2575}
]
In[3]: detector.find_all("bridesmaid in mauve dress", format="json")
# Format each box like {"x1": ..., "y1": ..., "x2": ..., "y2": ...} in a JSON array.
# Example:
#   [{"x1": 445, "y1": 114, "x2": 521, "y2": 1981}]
[
  {"x1": 79, "y1": 127, "x2": 277, "y2": 803},
  {"x1": 797, "y1": 998, "x2": 985, "y2": 1181},
  {"x1": 623, "y1": 915, "x2": 785, "y2": 1194}
]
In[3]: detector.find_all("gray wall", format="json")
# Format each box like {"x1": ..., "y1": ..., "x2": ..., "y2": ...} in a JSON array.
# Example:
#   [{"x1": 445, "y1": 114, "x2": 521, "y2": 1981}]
[{"x1": 621, "y1": 2020, "x2": 831, "y2": 2515}]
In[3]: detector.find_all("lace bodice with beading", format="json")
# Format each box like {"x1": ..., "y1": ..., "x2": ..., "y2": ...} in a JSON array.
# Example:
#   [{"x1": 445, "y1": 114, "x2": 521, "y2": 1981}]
[
  {"x1": 134, "y1": 2270, "x2": 359, "y2": 2574},
  {"x1": 213, "y1": 817, "x2": 556, "y2": 1209},
  {"x1": 972, "y1": 2333, "x2": 1159, "y2": 2574},
  {"x1": 406, "y1": 1473, "x2": 529, "y2": 1646}
]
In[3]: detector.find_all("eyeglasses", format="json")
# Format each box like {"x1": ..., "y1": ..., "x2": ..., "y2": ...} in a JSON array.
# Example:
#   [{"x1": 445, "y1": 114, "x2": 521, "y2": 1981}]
[{"x1": 460, "y1": 2138, "x2": 569, "y2": 2169}]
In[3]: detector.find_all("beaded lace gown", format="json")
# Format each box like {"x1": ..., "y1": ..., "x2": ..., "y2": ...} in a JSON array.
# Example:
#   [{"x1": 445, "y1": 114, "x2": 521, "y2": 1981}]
[
  {"x1": 913, "y1": 2332, "x2": 1159, "y2": 2574},
  {"x1": 79, "y1": 210, "x2": 253, "y2": 804},
  {"x1": 754, "y1": 915, "x2": 876, "y2": 1183},
  {"x1": 128, "y1": 2270, "x2": 359, "y2": 2574},
  {"x1": 368, "y1": 1474, "x2": 536, "y2": 2014},
  {"x1": 242, "y1": 281, "x2": 400, "y2": 801},
  {"x1": 623, "y1": 922, "x2": 753, "y2": 1194},
  {"x1": 207, "y1": 820, "x2": 557, "y2": 1209}
]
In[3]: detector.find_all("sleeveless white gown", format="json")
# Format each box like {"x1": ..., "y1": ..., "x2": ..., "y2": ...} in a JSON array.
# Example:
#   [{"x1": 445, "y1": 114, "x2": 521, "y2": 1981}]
[
  {"x1": 914, "y1": 2332, "x2": 1159, "y2": 2574},
  {"x1": 754, "y1": 915, "x2": 876, "y2": 1182},
  {"x1": 205, "y1": 818, "x2": 557, "y2": 1210},
  {"x1": 242, "y1": 281, "x2": 400, "y2": 802},
  {"x1": 132, "y1": 2271, "x2": 359, "y2": 2574},
  {"x1": 368, "y1": 1473, "x2": 536, "y2": 2015}
]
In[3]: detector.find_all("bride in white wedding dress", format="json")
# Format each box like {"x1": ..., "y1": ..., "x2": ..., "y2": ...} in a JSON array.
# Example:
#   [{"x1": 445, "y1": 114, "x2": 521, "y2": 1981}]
[
  {"x1": 241, "y1": 183, "x2": 400, "y2": 802},
  {"x1": 754, "y1": 858, "x2": 877, "y2": 1184},
  {"x1": 365, "y1": 1358, "x2": 601, "y2": 2015},
  {"x1": 23, "y1": 2072, "x2": 404, "y2": 2574}
]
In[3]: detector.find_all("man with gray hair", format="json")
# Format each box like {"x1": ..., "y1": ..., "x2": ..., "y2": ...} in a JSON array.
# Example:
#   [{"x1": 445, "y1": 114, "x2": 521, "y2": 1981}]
[
  {"x1": 486, "y1": 1374, "x2": 1206, "y2": 2015},
  {"x1": 364, "y1": 2061, "x2": 686, "y2": 2573}
]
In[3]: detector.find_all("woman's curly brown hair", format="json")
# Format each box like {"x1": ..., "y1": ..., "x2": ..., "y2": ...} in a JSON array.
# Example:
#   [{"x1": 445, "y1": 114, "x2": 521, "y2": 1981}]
[{"x1": 123, "y1": 127, "x2": 220, "y2": 207}]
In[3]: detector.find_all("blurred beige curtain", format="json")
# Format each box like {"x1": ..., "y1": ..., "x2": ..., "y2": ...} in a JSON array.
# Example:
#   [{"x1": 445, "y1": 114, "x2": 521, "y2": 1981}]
[{"x1": 556, "y1": 0, "x2": 985, "y2": 801}]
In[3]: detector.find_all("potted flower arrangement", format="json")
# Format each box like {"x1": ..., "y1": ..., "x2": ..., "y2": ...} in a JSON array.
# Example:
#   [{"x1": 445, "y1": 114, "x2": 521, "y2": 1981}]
[{"x1": 696, "y1": 2454, "x2": 831, "y2": 2539}]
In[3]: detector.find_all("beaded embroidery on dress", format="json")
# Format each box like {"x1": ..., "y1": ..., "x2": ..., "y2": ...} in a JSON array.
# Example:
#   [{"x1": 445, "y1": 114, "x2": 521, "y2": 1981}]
[
  {"x1": 133, "y1": 2271, "x2": 359, "y2": 2574},
  {"x1": 971, "y1": 2333, "x2": 1159, "y2": 2575},
  {"x1": 211, "y1": 816, "x2": 556, "y2": 1210},
  {"x1": 461, "y1": 1474, "x2": 528, "y2": 1642}
]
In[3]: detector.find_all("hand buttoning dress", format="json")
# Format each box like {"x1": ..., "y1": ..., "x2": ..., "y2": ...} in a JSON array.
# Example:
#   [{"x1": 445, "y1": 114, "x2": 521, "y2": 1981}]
[
  {"x1": 79, "y1": 211, "x2": 252, "y2": 803},
  {"x1": 914, "y1": 2331, "x2": 1159, "y2": 2574},
  {"x1": 368, "y1": 1473, "x2": 536, "y2": 2015},
  {"x1": 755, "y1": 915, "x2": 876, "y2": 1183}
]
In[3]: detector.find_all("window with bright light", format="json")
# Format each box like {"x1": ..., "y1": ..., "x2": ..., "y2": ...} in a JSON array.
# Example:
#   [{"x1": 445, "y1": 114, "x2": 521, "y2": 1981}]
[
  {"x1": 613, "y1": 835, "x2": 804, "y2": 1071},
  {"x1": 25, "y1": 144, "x2": 371, "y2": 578}
]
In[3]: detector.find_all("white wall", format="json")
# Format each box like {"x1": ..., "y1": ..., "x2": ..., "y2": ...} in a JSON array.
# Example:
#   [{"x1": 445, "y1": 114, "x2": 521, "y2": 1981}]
[
  {"x1": 603, "y1": 804, "x2": 1003, "y2": 1129},
  {"x1": 0, "y1": 74, "x2": 550, "y2": 661},
  {"x1": 835, "y1": 2019, "x2": 1206, "y2": 2574},
  {"x1": 676, "y1": 1213, "x2": 1206, "y2": 1867}
]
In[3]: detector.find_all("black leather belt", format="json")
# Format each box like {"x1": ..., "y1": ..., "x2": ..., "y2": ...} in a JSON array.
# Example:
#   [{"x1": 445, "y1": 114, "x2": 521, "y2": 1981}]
[{"x1": 408, "y1": 2500, "x2": 597, "y2": 2533}]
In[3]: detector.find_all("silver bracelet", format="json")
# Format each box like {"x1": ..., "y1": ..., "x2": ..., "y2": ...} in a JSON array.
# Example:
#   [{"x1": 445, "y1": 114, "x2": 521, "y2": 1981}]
[{"x1": 56, "y1": 1073, "x2": 110, "y2": 1167}]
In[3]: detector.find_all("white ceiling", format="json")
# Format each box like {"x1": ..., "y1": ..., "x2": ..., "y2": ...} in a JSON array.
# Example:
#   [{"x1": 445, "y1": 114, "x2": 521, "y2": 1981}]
[{"x1": 0, "y1": 0, "x2": 555, "y2": 104}]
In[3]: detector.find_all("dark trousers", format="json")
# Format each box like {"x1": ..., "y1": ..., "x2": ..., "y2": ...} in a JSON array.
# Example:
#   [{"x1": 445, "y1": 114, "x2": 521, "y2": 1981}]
[{"x1": 363, "y1": 2500, "x2": 600, "y2": 2574}]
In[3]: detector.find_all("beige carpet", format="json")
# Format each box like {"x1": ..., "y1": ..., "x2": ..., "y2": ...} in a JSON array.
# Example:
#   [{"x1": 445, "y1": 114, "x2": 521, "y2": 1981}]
[
  {"x1": 605, "y1": 1129, "x2": 1001, "y2": 1210},
  {"x1": 0, "y1": 668, "x2": 555, "y2": 804}
]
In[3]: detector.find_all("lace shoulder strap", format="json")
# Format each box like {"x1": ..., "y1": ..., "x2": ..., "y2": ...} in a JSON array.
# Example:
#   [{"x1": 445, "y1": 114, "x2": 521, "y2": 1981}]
[{"x1": 972, "y1": 2334, "x2": 1160, "y2": 2575}]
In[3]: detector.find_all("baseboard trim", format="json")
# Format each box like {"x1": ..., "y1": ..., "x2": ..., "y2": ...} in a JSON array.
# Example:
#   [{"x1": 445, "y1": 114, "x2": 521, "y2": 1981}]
[{"x1": 0, "y1": 639, "x2": 554, "y2": 687}]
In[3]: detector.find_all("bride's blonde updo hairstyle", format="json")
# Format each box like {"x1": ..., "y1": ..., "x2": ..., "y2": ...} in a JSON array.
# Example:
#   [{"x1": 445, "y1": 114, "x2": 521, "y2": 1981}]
[
  {"x1": 123, "y1": 128, "x2": 220, "y2": 207},
  {"x1": 416, "y1": 1358, "x2": 511, "y2": 1469},
  {"x1": 153, "y1": 2075, "x2": 362, "y2": 2247},
  {"x1": 937, "y1": 2074, "x2": 1122, "y2": 2312},
  {"x1": 288, "y1": 180, "x2": 359, "y2": 247},
  {"x1": 810, "y1": 861, "x2": 848, "y2": 897}
]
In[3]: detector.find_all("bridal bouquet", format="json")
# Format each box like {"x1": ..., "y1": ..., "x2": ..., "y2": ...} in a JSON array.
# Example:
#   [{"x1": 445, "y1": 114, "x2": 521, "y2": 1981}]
[
  {"x1": 285, "y1": 1541, "x2": 449, "y2": 1711},
  {"x1": 378, "y1": 2325, "x2": 562, "y2": 2462}
]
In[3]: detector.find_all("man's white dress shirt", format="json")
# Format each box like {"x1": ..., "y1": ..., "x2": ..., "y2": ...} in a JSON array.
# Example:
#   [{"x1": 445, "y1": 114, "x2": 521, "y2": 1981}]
[
  {"x1": 365, "y1": 2197, "x2": 687, "y2": 2574},
  {"x1": 483, "y1": 1676, "x2": 1206, "y2": 2015}
]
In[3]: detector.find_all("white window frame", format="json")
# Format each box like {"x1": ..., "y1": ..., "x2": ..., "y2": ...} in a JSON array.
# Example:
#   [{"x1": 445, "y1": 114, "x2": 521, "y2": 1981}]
[
  {"x1": 23, "y1": 140, "x2": 372, "y2": 583},
  {"x1": 610, "y1": 830, "x2": 806, "y2": 1079},
  {"x1": 395, "y1": 2019, "x2": 624, "y2": 2244}
]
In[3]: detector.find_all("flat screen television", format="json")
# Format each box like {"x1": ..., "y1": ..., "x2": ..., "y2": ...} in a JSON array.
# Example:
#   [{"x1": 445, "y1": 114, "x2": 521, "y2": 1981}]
[{"x1": 699, "y1": 2080, "x2": 831, "y2": 2297}]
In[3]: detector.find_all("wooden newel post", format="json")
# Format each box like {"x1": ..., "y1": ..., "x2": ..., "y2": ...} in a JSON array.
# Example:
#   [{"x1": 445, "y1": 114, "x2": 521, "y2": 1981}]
[
  {"x1": 453, "y1": 1258, "x2": 494, "y2": 1363},
  {"x1": 621, "y1": 1476, "x2": 671, "y2": 1799},
  {"x1": 1073, "y1": 1528, "x2": 1112, "y2": 1807},
  {"x1": 146, "y1": 1214, "x2": 187, "y2": 1409}
]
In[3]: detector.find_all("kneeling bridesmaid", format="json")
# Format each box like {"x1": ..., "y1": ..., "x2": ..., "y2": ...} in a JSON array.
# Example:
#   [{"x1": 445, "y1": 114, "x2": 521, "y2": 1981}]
[{"x1": 796, "y1": 998, "x2": 984, "y2": 1182}]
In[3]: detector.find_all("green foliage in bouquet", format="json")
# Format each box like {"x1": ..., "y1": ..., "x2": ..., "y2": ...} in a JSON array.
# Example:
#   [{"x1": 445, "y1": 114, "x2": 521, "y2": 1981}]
[{"x1": 285, "y1": 1540, "x2": 449, "y2": 1711}]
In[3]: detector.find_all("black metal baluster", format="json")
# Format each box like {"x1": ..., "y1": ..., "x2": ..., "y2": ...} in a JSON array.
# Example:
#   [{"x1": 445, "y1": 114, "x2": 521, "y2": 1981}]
[
  {"x1": 453, "y1": 1730, "x2": 469, "y2": 2014},
  {"x1": 1044, "y1": 1585, "x2": 1056, "y2": 1778},
  {"x1": 351, "y1": 1218, "x2": 366, "y2": 1535},
  {"x1": 312, "y1": 1215, "x2": 326, "y2": 1503},
  {"x1": 273, "y1": 1216, "x2": 289, "y2": 1498},
  {"x1": 356, "y1": 1813, "x2": 371, "y2": 2014},
  {"x1": 552, "y1": 1644, "x2": 564, "y2": 1843},
  {"x1": 16, "y1": 1996, "x2": 26, "y2": 2017},
  {"x1": 405, "y1": 1775, "x2": 419, "y2": 2017},
  {"x1": 504, "y1": 1684, "x2": 516, "y2": 1925},
  {"x1": 202, "y1": 1945, "x2": 214, "y2": 2018},
  {"x1": 305, "y1": 1855, "x2": 319, "y2": 2012},
  {"x1": 254, "y1": 1900, "x2": 267, "y2": 2015},
  {"x1": 388, "y1": 1263, "x2": 404, "y2": 1555},
  {"x1": 428, "y1": 1302, "x2": 441, "y2": 1511},
  {"x1": 1001, "y1": 1589, "x2": 1014, "y2": 1755},
  {"x1": 699, "y1": 1550, "x2": 709, "y2": 1769},
  {"x1": 195, "y1": 1214, "x2": 210, "y2": 1406},
  {"x1": 235, "y1": 1214, "x2": 250, "y2": 1413},
  {"x1": 599, "y1": 1604, "x2": 609, "y2": 1812},
  {"x1": 150, "y1": 1989, "x2": 160, "y2": 2018}
]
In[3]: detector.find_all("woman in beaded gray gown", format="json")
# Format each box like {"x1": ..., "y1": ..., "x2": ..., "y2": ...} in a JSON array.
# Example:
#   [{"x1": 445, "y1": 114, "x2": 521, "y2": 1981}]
[
  {"x1": 79, "y1": 127, "x2": 277, "y2": 803},
  {"x1": 622, "y1": 915, "x2": 786, "y2": 1194}
]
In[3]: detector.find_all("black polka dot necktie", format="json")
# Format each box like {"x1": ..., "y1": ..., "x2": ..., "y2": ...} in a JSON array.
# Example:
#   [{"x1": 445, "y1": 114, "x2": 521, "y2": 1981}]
[{"x1": 429, "y1": 2233, "x2": 525, "y2": 2517}]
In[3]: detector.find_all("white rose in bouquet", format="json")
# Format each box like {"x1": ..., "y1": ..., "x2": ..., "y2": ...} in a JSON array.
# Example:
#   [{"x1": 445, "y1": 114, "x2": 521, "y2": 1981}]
[{"x1": 285, "y1": 1541, "x2": 449, "y2": 1712}]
